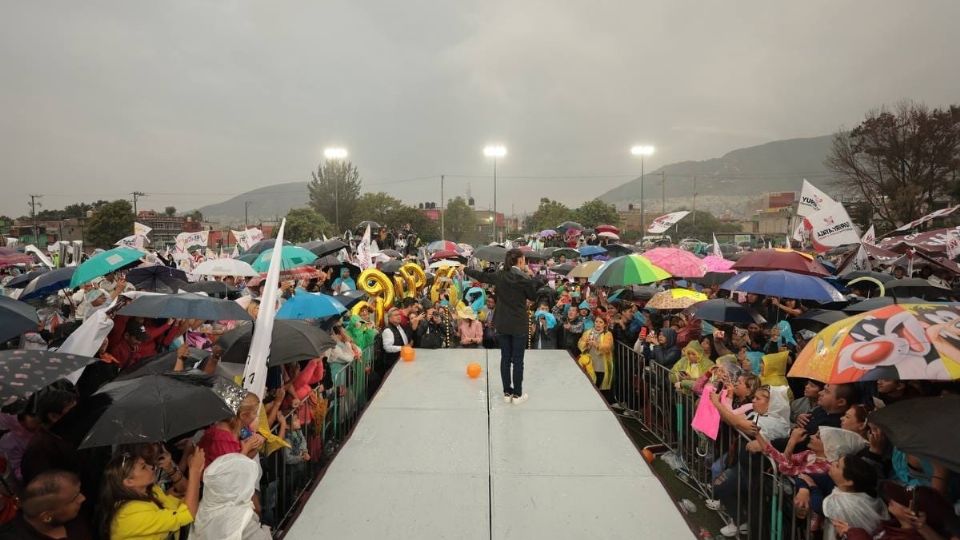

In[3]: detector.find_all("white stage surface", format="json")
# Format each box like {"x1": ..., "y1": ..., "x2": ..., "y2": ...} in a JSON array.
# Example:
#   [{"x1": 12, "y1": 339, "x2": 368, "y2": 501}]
[{"x1": 284, "y1": 349, "x2": 692, "y2": 539}]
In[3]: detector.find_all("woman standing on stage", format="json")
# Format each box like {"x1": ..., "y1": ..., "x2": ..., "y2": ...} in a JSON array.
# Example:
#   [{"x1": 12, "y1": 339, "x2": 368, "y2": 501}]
[{"x1": 465, "y1": 248, "x2": 543, "y2": 404}]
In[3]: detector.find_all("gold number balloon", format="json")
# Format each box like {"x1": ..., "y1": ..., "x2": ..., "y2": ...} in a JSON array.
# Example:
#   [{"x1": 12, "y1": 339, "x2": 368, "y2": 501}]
[
  {"x1": 399, "y1": 262, "x2": 427, "y2": 295},
  {"x1": 358, "y1": 268, "x2": 395, "y2": 326}
]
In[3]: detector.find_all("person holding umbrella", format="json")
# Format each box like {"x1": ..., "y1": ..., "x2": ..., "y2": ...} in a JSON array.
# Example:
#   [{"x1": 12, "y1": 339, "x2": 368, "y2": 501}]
[
  {"x1": 465, "y1": 248, "x2": 544, "y2": 404},
  {"x1": 99, "y1": 446, "x2": 206, "y2": 539}
]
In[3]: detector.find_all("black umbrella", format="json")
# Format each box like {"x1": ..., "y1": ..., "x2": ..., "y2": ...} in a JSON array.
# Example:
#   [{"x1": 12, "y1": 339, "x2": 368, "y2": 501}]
[
  {"x1": 380, "y1": 249, "x2": 402, "y2": 259},
  {"x1": 0, "y1": 350, "x2": 96, "y2": 401},
  {"x1": 684, "y1": 298, "x2": 766, "y2": 325},
  {"x1": 0, "y1": 296, "x2": 40, "y2": 343},
  {"x1": 525, "y1": 250, "x2": 546, "y2": 261},
  {"x1": 332, "y1": 290, "x2": 366, "y2": 310},
  {"x1": 556, "y1": 221, "x2": 584, "y2": 232},
  {"x1": 604, "y1": 244, "x2": 635, "y2": 258},
  {"x1": 19, "y1": 267, "x2": 76, "y2": 301},
  {"x1": 692, "y1": 271, "x2": 738, "y2": 287},
  {"x1": 115, "y1": 348, "x2": 212, "y2": 381},
  {"x1": 789, "y1": 309, "x2": 848, "y2": 333},
  {"x1": 79, "y1": 371, "x2": 245, "y2": 449},
  {"x1": 842, "y1": 271, "x2": 895, "y2": 284},
  {"x1": 474, "y1": 244, "x2": 506, "y2": 263},
  {"x1": 380, "y1": 260, "x2": 403, "y2": 274},
  {"x1": 126, "y1": 266, "x2": 190, "y2": 293},
  {"x1": 299, "y1": 239, "x2": 348, "y2": 258},
  {"x1": 218, "y1": 320, "x2": 335, "y2": 367},
  {"x1": 118, "y1": 293, "x2": 252, "y2": 321},
  {"x1": 321, "y1": 261, "x2": 360, "y2": 282},
  {"x1": 842, "y1": 296, "x2": 927, "y2": 314},
  {"x1": 549, "y1": 262, "x2": 576, "y2": 275},
  {"x1": 357, "y1": 220, "x2": 381, "y2": 231},
  {"x1": 885, "y1": 278, "x2": 952, "y2": 300},
  {"x1": 869, "y1": 395, "x2": 960, "y2": 472},
  {"x1": 5, "y1": 268, "x2": 49, "y2": 289},
  {"x1": 244, "y1": 239, "x2": 291, "y2": 255},
  {"x1": 181, "y1": 281, "x2": 241, "y2": 300}
]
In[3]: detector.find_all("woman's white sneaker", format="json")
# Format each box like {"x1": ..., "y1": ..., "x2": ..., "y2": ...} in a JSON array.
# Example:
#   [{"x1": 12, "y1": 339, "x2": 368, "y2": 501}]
[{"x1": 512, "y1": 393, "x2": 529, "y2": 404}]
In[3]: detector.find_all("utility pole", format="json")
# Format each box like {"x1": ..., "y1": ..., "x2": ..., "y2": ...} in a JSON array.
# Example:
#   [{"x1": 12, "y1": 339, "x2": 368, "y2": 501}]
[
  {"x1": 28, "y1": 194, "x2": 42, "y2": 245},
  {"x1": 692, "y1": 176, "x2": 698, "y2": 226},
  {"x1": 131, "y1": 191, "x2": 146, "y2": 217},
  {"x1": 660, "y1": 171, "x2": 666, "y2": 213},
  {"x1": 440, "y1": 175, "x2": 445, "y2": 241},
  {"x1": 244, "y1": 201, "x2": 252, "y2": 228}
]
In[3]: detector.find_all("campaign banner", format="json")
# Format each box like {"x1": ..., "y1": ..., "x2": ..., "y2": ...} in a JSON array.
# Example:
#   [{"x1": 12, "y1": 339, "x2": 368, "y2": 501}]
[
  {"x1": 861, "y1": 225, "x2": 876, "y2": 246},
  {"x1": 797, "y1": 179, "x2": 835, "y2": 217},
  {"x1": 134, "y1": 222, "x2": 152, "y2": 237},
  {"x1": 803, "y1": 200, "x2": 860, "y2": 253},
  {"x1": 115, "y1": 234, "x2": 148, "y2": 250},
  {"x1": 878, "y1": 226, "x2": 960, "y2": 255},
  {"x1": 890, "y1": 204, "x2": 960, "y2": 234},
  {"x1": 231, "y1": 228, "x2": 264, "y2": 251},
  {"x1": 647, "y1": 211, "x2": 690, "y2": 234},
  {"x1": 175, "y1": 230, "x2": 209, "y2": 251},
  {"x1": 945, "y1": 230, "x2": 960, "y2": 260}
]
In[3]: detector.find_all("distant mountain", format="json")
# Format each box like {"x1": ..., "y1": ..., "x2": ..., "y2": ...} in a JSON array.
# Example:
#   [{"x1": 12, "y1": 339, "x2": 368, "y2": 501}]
[
  {"x1": 599, "y1": 135, "x2": 836, "y2": 209},
  {"x1": 195, "y1": 181, "x2": 309, "y2": 226}
]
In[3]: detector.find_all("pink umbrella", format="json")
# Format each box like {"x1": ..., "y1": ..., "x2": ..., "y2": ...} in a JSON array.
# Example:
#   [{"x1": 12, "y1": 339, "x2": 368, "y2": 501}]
[
  {"x1": 642, "y1": 247, "x2": 707, "y2": 278},
  {"x1": 702, "y1": 255, "x2": 736, "y2": 272}
]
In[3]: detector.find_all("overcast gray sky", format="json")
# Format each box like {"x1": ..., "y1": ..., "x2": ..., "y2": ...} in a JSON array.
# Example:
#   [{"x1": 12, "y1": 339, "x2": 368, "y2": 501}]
[{"x1": 2, "y1": 1, "x2": 957, "y2": 219}]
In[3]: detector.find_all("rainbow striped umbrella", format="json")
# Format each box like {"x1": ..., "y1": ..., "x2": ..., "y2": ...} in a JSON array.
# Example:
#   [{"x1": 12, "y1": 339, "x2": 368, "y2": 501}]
[{"x1": 588, "y1": 254, "x2": 671, "y2": 286}]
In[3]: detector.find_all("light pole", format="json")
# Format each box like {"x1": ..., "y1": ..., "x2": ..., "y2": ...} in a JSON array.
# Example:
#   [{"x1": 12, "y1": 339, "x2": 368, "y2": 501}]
[
  {"x1": 483, "y1": 144, "x2": 507, "y2": 243},
  {"x1": 244, "y1": 201, "x2": 252, "y2": 228},
  {"x1": 630, "y1": 145, "x2": 655, "y2": 233},
  {"x1": 324, "y1": 147, "x2": 348, "y2": 234}
]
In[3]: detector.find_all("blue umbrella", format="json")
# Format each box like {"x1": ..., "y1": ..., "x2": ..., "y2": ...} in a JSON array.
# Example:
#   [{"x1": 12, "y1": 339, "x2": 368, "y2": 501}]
[
  {"x1": 5, "y1": 268, "x2": 49, "y2": 289},
  {"x1": 579, "y1": 245, "x2": 607, "y2": 257},
  {"x1": 719, "y1": 270, "x2": 845, "y2": 303},
  {"x1": 277, "y1": 291, "x2": 347, "y2": 320},
  {"x1": 251, "y1": 246, "x2": 317, "y2": 273},
  {"x1": 19, "y1": 267, "x2": 77, "y2": 301}
]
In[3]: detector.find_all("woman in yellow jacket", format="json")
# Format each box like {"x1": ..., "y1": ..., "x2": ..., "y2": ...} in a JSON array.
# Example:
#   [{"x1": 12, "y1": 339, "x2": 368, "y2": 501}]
[
  {"x1": 100, "y1": 446, "x2": 206, "y2": 539},
  {"x1": 578, "y1": 316, "x2": 614, "y2": 394}
]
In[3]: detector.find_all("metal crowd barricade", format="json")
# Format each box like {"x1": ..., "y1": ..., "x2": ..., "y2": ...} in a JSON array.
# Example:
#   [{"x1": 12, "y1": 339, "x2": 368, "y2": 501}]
[
  {"x1": 267, "y1": 342, "x2": 380, "y2": 537},
  {"x1": 611, "y1": 340, "x2": 812, "y2": 540}
]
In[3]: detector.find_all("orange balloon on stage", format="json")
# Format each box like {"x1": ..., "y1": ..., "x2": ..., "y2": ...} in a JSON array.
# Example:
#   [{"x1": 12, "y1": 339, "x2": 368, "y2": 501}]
[
  {"x1": 466, "y1": 362, "x2": 482, "y2": 378},
  {"x1": 400, "y1": 345, "x2": 415, "y2": 362}
]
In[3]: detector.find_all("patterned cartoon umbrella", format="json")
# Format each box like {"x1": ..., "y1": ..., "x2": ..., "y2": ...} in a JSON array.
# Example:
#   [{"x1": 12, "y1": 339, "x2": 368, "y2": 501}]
[
  {"x1": 0, "y1": 350, "x2": 97, "y2": 401},
  {"x1": 589, "y1": 254, "x2": 671, "y2": 287},
  {"x1": 646, "y1": 288, "x2": 708, "y2": 310},
  {"x1": 642, "y1": 247, "x2": 707, "y2": 278},
  {"x1": 788, "y1": 303, "x2": 960, "y2": 383}
]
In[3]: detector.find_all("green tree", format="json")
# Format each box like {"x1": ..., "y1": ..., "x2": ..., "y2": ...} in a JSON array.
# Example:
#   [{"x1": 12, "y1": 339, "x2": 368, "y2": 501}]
[
  {"x1": 353, "y1": 192, "x2": 405, "y2": 225},
  {"x1": 186, "y1": 210, "x2": 203, "y2": 222},
  {"x1": 86, "y1": 200, "x2": 134, "y2": 248},
  {"x1": 444, "y1": 197, "x2": 477, "y2": 242},
  {"x1": 308, "y1": 160, "x2": 363, "y2": 234},
  {"x1": 527, "y1": 198, "x2": 574, "y2": 233},
  {"x1": 284, "y1": 207, "x2": 333, "y2": 242},
  {"x1": 164, "y1": 206, "x2": 177, "y2": 217},
  {"x1": 575, "y1": 199, "x2": 620, "y2": 229},
  {"x1": 827, "y1": 101, "x2": 960, "y2": 230}
]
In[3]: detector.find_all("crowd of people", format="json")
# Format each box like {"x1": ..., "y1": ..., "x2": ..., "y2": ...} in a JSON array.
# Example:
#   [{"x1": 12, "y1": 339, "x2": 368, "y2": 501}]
[{"x1": 0, "y1": 224, "x2": 958, "y2": 539}]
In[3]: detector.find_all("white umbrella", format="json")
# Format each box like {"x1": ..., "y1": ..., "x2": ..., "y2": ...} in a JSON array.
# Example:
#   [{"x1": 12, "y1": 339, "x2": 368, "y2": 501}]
[
  {"x1": 192, "y1": 258, "x2": 259, "y2": 277},
  {"x1": 597, "y1": 231, "x2": 620, "y2": 240}
]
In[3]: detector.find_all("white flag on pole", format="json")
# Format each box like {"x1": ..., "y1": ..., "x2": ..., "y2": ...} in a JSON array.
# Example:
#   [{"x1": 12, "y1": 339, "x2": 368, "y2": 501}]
[
  {"x1": 861, "y1": 225, "x2": 877, "y2": 246},
  {"x1": 134, "y1": 222, "x2": 152, "y2": 237},
  {"x1": 355, "y1": 225, "x2": 373, "y2": 270},
  {"x1": 797, "y1": 179, "x2": 835, "y2": 218},
  {"x1": 647, "y1": 211, "x2": 690, "y2": 234},
  {"x1": 115, "y1": 234, "x2": 148, "y2": 250},
  {"x1": 712, "y1": 234, "x2": 722, "y2": 257},
  {"x1": 243, "y1": 218, "x2": 286, "y2": 400},
  {"x1": 803, "y1": 200, "x2": 861, "y2": 253},
  {"x1": 231, "y1": 228, "x2": 264, "y2": 251}
]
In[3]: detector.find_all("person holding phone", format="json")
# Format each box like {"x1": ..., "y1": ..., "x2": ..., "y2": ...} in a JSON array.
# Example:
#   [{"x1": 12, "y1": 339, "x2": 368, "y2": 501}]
[{"x1": 578, "y1": 317, "x2": 614, "y2": 398}]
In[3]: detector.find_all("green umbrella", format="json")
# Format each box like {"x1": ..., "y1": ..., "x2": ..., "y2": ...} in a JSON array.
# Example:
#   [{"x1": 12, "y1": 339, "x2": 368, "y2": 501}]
[
  {"x1": 589, "y1": 254, "x2": 671, "y2": 287},
  {"x1": 70, "y1": 247, "x2": 144, "y2": 288},
  {"x1": 252, "y1": 245, "x2": 318, "y2": 272}
]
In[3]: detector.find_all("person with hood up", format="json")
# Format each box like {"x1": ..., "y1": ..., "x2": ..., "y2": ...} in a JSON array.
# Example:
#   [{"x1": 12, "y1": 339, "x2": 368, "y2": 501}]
[
  {"x1": 190, "y1": 453, "x2": 271, "y2": 540},
  {"x1": 671, "y1": 341, "x2": 716, "y2": 393},
  {"x1": 646, "y1": 328, "x2": 682, "y2": 368},
  {"x1": 330, "y1": 267, "x2": 356, "y2": 294},
  {"x1": 822, "y1": 453, "x2": 886, "y2": 540},
  {"x1": 530, "y1": 303, "x2": 558, "y2": 349},
  {"x1": 465, "y1": 248, "x2": 544, "y2": 404}
]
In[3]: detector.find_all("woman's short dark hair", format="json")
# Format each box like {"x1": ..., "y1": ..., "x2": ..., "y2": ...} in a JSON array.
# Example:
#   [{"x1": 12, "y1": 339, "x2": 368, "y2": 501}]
[{"x1": 504, "y1": 248, "x2": 524, "y2": 268}]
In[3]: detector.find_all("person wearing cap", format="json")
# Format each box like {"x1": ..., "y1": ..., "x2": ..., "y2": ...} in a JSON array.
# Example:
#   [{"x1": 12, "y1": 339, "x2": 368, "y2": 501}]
[
  {"x1": 456, "y1": 307, "x2": 483, "y2": 348},
  {"x1": 106, "y1": 320, "x2": 149, "y2": 369}
]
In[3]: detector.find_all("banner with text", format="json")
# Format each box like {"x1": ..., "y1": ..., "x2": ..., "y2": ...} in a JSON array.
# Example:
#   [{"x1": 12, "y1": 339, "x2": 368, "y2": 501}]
[
  {"x1": 647, "y1": 211, "x2": 690, "y2": 234},
  {"x1": 231, "y1": 228, "x2": 264, "y2": 251},
  {"x1": 803, "y1": 200, "x2": 861, "y2": 253}
]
